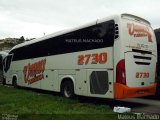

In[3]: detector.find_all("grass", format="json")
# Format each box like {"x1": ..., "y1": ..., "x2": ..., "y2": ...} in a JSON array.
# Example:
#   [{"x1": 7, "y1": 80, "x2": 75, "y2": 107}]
[{"x1": 0, "y1": 85, "x2": 117, "y2": 120}]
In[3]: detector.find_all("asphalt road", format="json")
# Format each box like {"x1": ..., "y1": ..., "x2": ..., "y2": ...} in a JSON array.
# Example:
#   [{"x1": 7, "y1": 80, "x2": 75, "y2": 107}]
[{"x1": 116, "y1": 97, "x2": 160, "y2": 114}]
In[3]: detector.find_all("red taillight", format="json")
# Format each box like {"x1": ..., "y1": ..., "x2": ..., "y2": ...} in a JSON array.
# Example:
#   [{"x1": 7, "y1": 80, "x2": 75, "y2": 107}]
[{"x1": 116, "y1": 59, "x2": 126, "y2": 85}]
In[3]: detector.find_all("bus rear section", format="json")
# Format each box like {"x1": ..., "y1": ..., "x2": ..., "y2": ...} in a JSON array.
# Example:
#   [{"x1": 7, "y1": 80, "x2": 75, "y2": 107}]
[{"x1": 114, "y1": 14, "x2": 157, "y2": 99}]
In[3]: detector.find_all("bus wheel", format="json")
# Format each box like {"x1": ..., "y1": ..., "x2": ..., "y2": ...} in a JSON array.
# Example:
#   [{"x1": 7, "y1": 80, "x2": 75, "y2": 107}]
[
  {"x1": 12, "y1": 77, "x2": 18, "y2": 88},
  {"x1": 61, "y1": 80, "x2": 74, "y2": 98},
  {"x1": 2, "y1": 78, "x2": 6, "y2": 85}
]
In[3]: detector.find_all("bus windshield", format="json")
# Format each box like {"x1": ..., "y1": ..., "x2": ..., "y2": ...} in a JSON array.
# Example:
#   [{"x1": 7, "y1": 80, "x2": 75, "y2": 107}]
[{"x1": 4, "y1": 54, "x2": 13, "y2": 72}]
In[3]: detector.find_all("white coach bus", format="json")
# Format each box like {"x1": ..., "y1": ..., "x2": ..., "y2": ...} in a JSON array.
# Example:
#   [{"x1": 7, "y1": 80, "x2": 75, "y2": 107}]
[{"x1": 3, "y1": 14, "x2": 157, "y2": 99}]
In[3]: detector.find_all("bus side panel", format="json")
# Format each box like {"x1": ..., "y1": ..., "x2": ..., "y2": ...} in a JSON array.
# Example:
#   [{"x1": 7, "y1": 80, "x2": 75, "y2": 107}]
[
  {"x1": 40, "y1": 70, "x2": 54, "y2": 91},
  {"x1": 86, "y1": 69, "x2": 114, "y2": 98},
  {"x1": 5, "y1": 73, "x2": 12, "y2": 85},
  {"x1": 27, "y1": 76, "x2": 41, "y2": 89},
  {"x1": 75, "y1": 69, "x2": 88, "y2": 96}
]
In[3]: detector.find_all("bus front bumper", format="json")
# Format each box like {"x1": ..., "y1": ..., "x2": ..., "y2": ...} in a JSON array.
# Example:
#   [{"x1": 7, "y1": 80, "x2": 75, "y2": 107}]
[{"x1": 114, "y1": 83, "x2": 157, "y2": 99}]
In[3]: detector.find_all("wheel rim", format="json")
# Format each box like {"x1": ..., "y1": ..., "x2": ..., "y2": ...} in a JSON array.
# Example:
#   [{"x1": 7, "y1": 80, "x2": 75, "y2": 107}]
[{"x1": 64, "y1": 86, "x2": 72, "y2": 98}]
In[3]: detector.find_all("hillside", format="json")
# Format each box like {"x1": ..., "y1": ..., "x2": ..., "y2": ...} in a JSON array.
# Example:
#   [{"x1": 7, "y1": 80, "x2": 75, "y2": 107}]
[{"x1": 0, "y1": 36, "x2": 26, "y2": 51}]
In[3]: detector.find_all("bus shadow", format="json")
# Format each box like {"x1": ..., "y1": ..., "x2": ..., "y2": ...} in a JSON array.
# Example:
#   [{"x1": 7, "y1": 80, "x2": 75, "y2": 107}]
[
  {"x1": 77, "y1": 96, "x2": 148, "y2": 110},
  {"x1": 13, "y1": 86, "x2": 153, "y2": 111}
]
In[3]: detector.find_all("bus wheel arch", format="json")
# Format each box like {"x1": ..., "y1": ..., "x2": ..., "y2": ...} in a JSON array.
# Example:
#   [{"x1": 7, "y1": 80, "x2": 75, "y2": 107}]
[
  {"x1": 12, "y1": 75, "x2": 18, "y2": 88},
  {"x1": 60, "y1": 77, "x2": 75, "y2": 98}
]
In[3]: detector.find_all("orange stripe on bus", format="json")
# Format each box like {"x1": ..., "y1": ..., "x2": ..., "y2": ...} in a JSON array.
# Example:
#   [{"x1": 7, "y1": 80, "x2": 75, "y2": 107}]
[{"x1": 114, "y1": 83, "x2": 157, "y2": 99}]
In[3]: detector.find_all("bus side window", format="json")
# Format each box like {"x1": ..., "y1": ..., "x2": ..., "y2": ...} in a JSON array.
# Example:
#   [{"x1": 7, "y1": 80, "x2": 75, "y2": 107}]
[
  {"x1": 4, "y1": 54, "x2": 13, "y2": 72},
  {"x1": 104, "y1": 20, "x2": 115, "y2": 46}
]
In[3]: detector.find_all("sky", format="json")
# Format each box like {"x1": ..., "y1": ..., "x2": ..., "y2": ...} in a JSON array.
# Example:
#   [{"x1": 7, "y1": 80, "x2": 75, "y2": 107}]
[{"x1": 0, "y1": 0, "x2": 159, "y2": 39}]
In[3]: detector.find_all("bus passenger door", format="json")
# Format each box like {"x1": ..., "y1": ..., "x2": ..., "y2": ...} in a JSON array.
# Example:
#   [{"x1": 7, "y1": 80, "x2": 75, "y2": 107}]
[{"x1": 87, "y1": 69, "x2": 114, "y2": 98}]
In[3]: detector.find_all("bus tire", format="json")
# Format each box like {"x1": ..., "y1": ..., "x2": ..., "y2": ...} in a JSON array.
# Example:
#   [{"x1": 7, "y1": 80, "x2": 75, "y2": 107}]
[
  {"x1": 12, "y1": 77, "x2": 18, "y2": 88},
  {"x1": 155, "y1": 87, "x2": 160, "y2": 99},
  {"x1": 61, "y1": 80, "x2": 74, "y2": 98},
  {"x1": 2, "y1": 78, "x2": 6, "y2": 85}
]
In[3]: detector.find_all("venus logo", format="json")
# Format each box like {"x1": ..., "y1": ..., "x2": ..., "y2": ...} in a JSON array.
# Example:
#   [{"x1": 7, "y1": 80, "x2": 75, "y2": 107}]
[
  {"x1": 127, "y1": 23, "x2": 152, "y2": 42},
  {"x1": 23, "y1": 59, "x2": 46, "y2": 84}
]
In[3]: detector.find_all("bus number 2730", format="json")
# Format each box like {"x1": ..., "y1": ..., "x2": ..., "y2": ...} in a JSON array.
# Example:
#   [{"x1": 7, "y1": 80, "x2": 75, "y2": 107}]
[
  {"x1": 136, "y1": 72, "x2": 150, "y2": 78},
  {"x1": 78, "y1": 52, "x2": 107, "y2": 65}
]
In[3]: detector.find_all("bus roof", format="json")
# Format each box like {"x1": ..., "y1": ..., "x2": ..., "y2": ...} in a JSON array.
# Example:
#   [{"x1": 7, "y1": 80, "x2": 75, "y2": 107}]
[
  {"x1": 10, "y1": 13, "x2": 150, "y2": 52},
  {"x1": 10, "y1": 14, "x2": 121, "y2": 52},
  {"x1": 121, "y1": 13, "x2": 150, "y2": 25}
]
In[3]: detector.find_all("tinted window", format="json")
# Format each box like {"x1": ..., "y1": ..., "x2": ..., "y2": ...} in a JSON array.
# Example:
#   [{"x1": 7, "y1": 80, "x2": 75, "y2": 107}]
[
  {"x1": 4, "y1": 55, "x2": 13, "y2": 72},
  {"x1": 11, "y1": 20, "x2": 115, "y2": 61}
]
